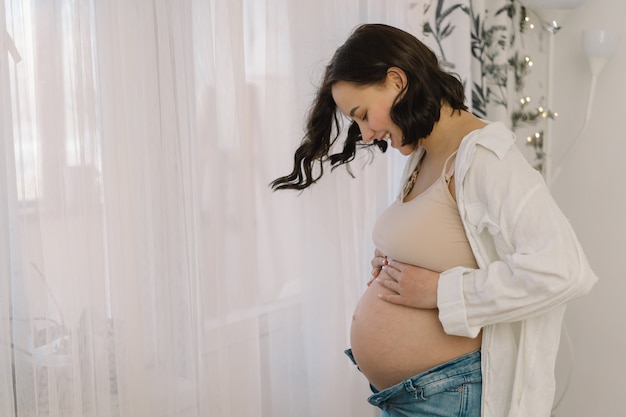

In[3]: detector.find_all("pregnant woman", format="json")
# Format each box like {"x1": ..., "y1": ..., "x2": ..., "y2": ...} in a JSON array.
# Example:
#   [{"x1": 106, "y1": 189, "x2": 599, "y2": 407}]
[{"x1": 271, "y1": 24, "x2": 598, "y2": 417}]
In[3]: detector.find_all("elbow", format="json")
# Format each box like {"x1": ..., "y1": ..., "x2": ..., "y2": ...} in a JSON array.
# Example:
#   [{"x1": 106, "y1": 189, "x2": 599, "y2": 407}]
[
  {"x1": 552, "y1": 251, "x2": 598, "y2": 301},
  {"x1": 571, "y1": 258, "x2": 598, "y2": 298}
]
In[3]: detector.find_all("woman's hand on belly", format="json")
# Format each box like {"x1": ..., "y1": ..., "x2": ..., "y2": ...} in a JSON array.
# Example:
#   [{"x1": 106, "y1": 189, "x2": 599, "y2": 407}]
[{"x1": 376, "y1": 260, "x2": 439, "y2": 309}]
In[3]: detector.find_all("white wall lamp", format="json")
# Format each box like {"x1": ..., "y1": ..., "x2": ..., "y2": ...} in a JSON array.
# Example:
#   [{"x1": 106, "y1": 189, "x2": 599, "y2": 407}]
[
  {"x1": 580, "y1": 29, "x2": 619, "y2": 130},
  {"x1": 549, "y1": 27, "x2": 619, "y2": 184}
]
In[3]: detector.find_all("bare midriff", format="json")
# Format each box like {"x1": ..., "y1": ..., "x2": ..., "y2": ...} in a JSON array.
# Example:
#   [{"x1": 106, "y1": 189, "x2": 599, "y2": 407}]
[{"x1": 350, "y1": 280, "x2": 482, "y2": 391}]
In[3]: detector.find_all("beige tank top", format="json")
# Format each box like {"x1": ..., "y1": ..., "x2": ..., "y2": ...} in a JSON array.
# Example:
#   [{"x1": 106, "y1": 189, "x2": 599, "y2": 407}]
[{"x1": 372, "y1": 150, "x2": 478, "y2": 272}]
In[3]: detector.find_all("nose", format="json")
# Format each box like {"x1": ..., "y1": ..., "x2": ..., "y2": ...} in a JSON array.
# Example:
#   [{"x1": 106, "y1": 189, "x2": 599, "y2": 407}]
[
  {"x1": 362, "y1": 131, "x2": 375, "y2": 144},
  {"x1": 356, "y1": 123, "x2": 379, "y2": 144}
]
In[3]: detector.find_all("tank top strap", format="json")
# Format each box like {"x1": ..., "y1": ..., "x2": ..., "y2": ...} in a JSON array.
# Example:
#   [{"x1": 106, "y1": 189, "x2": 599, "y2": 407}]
[{"x1": 442, "y1": 150, "x2": 458, "y2": 182}]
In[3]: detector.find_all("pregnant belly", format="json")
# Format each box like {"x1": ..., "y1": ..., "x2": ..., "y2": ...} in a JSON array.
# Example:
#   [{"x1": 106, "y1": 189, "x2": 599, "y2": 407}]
[{"x1": 350, "y1": 281, "x2": 482, "y2": 390}]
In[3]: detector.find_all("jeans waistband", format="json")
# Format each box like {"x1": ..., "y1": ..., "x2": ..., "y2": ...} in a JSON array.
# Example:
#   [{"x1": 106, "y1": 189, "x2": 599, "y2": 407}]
[{"x1": 357, "y1": 350, "x2": 482, "y2": 406}]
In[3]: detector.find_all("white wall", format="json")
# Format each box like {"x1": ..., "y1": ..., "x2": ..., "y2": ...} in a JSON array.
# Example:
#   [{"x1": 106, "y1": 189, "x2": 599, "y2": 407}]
[{"x1": 545, "y1": 1, "x2": 626, "y2": 416}]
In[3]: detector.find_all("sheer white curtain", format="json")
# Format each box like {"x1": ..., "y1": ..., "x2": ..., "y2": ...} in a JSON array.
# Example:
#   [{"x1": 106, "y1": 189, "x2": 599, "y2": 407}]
[{"x1": 1, "y1": 1, "x2": 411, "y2": 416}]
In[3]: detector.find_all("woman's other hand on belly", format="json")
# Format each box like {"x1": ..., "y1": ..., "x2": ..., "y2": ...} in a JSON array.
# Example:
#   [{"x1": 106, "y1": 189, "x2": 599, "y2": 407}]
[
  {"x1": 369, "y1": 248, "x2": 388, "y2": 282},
  {"x1": 376, "y1": 260, "x2": 440, "y2": 309}
]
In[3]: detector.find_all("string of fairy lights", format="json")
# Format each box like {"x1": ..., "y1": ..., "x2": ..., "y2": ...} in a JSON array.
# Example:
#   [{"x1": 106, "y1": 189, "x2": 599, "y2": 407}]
[{"x1": 512, "y1": 4, "x2": 561, "y2": 172}]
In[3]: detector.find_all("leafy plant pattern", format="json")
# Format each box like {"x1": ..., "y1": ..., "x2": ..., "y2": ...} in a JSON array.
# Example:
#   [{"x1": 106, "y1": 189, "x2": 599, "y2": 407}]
[
  {"x1": 422, "y1": 0, "x2": 469, "y2": 68},
  {"x1": 416, "y1": 0, "x2": 537, "y2": 130}
]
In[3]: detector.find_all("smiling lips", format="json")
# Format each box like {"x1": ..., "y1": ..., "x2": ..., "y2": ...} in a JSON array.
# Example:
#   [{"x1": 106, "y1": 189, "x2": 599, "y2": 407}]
[{"x1": 382, "y1": 132, "x2": 393, "y2": 146}]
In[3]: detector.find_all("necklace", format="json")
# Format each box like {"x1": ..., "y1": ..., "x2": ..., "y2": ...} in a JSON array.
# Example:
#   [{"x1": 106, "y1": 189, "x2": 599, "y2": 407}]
[{"x1": 402, "y1": 167, "x2": 419, "y2": 198}]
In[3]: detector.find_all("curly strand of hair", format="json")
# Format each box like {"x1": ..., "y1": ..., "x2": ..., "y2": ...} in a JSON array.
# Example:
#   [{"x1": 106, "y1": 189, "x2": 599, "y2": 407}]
[{"x1": 270, "y1": 89, "x2": 339, "y2": 190}]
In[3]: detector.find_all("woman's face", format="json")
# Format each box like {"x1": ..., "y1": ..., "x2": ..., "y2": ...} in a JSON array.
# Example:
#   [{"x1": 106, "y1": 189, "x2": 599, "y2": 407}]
[{"x1": 331, "y1": 71, "x2": 416, "y2": 155}]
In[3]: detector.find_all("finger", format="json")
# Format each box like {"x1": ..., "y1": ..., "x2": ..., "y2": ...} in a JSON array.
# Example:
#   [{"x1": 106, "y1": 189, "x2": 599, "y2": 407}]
[
  {"x1": 381, "y1": 264, "x2": 400, "y2": 281},
  {"x1": 376, "y1": 277, "x2": 400, "y2": 294},
  {"x1": 377, "y1": 292, "x2": 405, "y2": 305},
  {"x1": 374, "y1": 248, "x2": 385, "y2": 257},
  {"x1": 371, "y1": 256, "x2": 387, "y2": 270},
  {"x1": 386, "y1": 259, "x2": 400, "y2": 271},
  {"x1": 371, "y1": 267, "x2": 381, "y2": 278}
]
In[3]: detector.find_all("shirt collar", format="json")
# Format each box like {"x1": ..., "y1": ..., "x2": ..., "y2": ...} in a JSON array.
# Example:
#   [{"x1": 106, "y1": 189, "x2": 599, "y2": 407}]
[{"x1": 462, "y1": 121, "x2": 516, "y2": 160}]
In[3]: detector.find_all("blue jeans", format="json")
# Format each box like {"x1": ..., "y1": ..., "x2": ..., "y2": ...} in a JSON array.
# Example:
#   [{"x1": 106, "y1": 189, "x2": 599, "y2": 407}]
[{"x1": 345, "y1": 349, "x2": 482, "y2": 417}]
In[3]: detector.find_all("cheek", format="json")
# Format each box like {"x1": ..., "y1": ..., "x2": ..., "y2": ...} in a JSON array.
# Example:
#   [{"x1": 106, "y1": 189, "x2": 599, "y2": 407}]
[{"x1": 367, "y1": 108, "x2": 393, "y2": 130}]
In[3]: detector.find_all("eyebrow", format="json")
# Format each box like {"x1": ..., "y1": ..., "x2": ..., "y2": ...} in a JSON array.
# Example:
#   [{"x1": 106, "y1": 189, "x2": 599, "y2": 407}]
[{"x1": 349, "y1": 106, "x2": 360, "y2": 118}]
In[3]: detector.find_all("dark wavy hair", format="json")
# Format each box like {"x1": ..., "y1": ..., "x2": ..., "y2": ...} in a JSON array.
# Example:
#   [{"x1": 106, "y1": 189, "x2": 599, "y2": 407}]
[{"x1": 271, "y1": 23, "x2": 467, "y2": 191}]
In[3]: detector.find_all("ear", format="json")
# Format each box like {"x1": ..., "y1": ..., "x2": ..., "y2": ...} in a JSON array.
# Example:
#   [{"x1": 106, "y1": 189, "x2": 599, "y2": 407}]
[{"x1": 386, "y1": 67, "x2": 407, "y2": 91}]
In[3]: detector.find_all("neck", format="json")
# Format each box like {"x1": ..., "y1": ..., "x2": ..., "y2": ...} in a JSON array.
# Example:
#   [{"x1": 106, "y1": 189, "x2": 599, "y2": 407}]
[{"x1": 419, "y1": 104, "x2": 486, "y2": 156}]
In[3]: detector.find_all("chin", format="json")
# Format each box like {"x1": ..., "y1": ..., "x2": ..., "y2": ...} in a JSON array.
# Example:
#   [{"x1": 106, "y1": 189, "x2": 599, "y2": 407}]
[{"x1": 398, "y1": 146, "x2": 415, "y2": 156}]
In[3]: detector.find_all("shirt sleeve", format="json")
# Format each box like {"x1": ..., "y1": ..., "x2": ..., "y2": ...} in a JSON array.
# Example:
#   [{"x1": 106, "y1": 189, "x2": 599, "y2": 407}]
[{"x1": 437, "y1": 145, "x2": 598, "y2": 338}]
